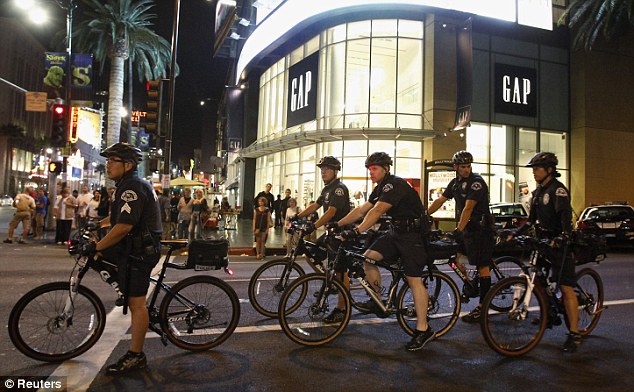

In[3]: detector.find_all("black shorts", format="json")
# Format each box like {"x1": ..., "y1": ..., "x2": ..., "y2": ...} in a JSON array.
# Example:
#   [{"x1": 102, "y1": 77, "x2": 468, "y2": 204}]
[
  {"x1": 368, "y1": 231, "x2": 427, "y2": 277},
  {"x1": 101, "y1": 244, "x2": 160, "y2": 297},
  {"x1": 463, "y1": 228, "x2": 495, "y2": 267},
  {"x1": 544, "y1": 246, "x2": 576, "y2": 287}
]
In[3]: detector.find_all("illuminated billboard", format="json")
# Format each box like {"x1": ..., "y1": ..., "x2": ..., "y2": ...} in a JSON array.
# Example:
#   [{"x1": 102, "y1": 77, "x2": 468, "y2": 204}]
[{"x1": 69, "y1": 107, "x2": 102, "y2": 147}]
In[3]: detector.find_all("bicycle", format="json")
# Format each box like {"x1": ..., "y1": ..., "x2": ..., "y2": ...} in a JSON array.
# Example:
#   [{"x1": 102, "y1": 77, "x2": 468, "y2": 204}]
[
  {"x1": 248, "y1": 219, "x2": 329, "y2": 318},
  {"x1": 480, "y1": 235, "x2": 606, "y2": 356},
  {"x1": 277, "y1": 228, "x2": 461, "y2": 346},
  {"x1": 8, "y1": 225, "x2": 241, "y2": 362},
  {"x1": 427, "y1": 230, "x2": 524, "y2": 307}
]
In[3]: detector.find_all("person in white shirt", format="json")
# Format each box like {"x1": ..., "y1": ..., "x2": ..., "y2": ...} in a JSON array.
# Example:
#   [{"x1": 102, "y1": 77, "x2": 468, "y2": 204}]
[
  {"x1": 87, "y1": 190, "x2": 101, "y2": 221},
  {"x1": 76, "y1": 185, "x2": 94, "y2": 229}
]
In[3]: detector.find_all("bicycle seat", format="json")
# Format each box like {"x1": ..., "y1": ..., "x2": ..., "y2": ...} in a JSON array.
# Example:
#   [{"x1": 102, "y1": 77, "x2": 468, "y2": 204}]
[{"x1": 160, "y1": 239, "x2": 189, "y2": 250}]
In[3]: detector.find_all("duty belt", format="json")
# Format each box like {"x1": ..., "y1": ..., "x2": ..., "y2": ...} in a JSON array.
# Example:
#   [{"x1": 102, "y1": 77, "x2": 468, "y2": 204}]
[{"x1": 392, "y1": 218, "x2": 421, "y2": 233}]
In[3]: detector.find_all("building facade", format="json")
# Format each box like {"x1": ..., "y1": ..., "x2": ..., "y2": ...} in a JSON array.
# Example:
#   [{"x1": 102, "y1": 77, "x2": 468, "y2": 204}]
[{"x1": 224, "y1": 1, "x2": 634, "y2": 217}]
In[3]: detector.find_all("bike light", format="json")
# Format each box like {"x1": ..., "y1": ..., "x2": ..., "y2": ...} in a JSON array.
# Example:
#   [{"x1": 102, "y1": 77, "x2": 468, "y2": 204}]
[{"x1": 225, "y1": 267, "x2": 234, "y2": 276}]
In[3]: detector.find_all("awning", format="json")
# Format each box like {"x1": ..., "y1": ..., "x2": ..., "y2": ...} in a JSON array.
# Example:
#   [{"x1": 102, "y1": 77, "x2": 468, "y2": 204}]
[{"x1": 226, "y1": 182, "x2": 239, "y2": 190}]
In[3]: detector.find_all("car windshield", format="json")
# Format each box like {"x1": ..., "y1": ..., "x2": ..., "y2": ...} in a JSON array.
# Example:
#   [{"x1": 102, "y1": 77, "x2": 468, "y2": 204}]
[
  {"x1": 585, "y1": 206, "x2": 634, "y2": 220},
  {"x1": 490, "y1": 205, "x2": 526, "y2": 216}
]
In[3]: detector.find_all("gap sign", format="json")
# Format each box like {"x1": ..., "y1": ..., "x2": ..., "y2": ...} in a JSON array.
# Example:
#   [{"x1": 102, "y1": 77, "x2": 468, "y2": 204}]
[
  {"x1": 287, "y1": 52, "x2": 319, "y2": 128},
  {"x1": 495, "y1": 63, "x2": 537, "y2": 117}
]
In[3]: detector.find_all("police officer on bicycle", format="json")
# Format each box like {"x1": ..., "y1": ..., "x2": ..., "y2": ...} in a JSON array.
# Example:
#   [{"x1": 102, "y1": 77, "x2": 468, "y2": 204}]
[
  {"x1": 334, "y1": 152, "x2": 435, "y2": 351},
  {"x1": 92, "y1": 142, "x2": 162, "y2": 373},
  {"x1": 427, "y1": 150, "x2": 495, "y2": 323},
  {"x1": 519, "y1": 152, "x2": 581, "y2": 353},
  {"x1": 296, "y1": 156, "x2": 351, "y2": 323}
]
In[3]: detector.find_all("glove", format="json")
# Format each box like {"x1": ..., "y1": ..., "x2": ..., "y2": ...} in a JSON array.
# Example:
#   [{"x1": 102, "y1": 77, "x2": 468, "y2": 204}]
[
  {"x1": 452, "y1": 229, "x2": 464, "y2": 243},
  {"x1": 325, "y1": 222, "x2": 339, "y2": 231},
  {"x1": 79, "y1": 241, "x2": 97, "y2": 257},
  {"x1": 339, "y1": 229, "x2": 359, "y2": 241},
  {"x1": 303, "y1": 222, "x2": 316, "y2": 236}
]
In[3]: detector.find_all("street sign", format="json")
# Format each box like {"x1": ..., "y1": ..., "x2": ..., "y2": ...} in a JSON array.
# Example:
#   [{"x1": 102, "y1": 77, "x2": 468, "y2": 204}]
[{"x1": 25, "y1": 92, "x2": 47, "y2": 112}]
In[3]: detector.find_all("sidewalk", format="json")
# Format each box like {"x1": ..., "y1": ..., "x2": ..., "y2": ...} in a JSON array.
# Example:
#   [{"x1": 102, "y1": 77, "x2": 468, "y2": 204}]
[{"x1": 0, "y1": 218, "x2": 288, "y2": 256}]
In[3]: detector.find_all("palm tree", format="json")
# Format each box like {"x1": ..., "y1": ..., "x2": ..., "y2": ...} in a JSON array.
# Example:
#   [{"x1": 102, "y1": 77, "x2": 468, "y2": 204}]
[
  {"x1": 73, "y1": 0, "x2": 174, "y2": 147},
  {"x1": 559, "y1": 0, "x2": 634, "y2": 51}
]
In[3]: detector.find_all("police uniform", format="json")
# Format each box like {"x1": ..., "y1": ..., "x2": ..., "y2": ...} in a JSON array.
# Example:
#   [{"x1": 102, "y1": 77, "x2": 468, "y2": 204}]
[
  {"x1": 528, "y1": 178, "x2": 575, "y2": 286},
  {"x1": 103, "y1": 169, "x2": 162, "y2": 297},
  {"x1": 442, "y1": 172, "x2": 494, "y2": 267},
  {"x1": 367, "y1": 174, "x2": 427, "y2": 277},
  {"x1": 316, "y1": 178, "x2": 351, "y2": 222}
]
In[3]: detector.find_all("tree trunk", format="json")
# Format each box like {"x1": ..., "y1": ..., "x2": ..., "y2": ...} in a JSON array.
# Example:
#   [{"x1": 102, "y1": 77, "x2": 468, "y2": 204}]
[{"x1": 107, "y1": 55, "x2": 125, "y2": 148}]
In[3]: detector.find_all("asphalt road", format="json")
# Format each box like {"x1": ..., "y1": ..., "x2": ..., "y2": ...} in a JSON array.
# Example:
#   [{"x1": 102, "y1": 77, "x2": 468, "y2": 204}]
[{"x1": 1, "y1": 206, "x2": 634, "y2": 391}]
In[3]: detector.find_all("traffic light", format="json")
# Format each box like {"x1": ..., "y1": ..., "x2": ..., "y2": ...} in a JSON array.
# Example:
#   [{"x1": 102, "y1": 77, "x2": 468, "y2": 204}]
[
  {"x1": 145, "y1": 80, "x2": 162, "y2": 134},
  {"x1": 51, "y1": 104, "x2": 68, "y2": 147},
  {"x1": 48, "y1": 161, "x2": 62, "y2": 174}
]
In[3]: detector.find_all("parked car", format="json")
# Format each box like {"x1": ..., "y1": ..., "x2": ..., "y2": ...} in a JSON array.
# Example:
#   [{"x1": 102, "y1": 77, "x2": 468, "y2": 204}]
[
  {"x1": 0, "y1": 194, "x2": 14, "y2": 207},
  {"x1": 490, "y1": 202, "x2": 528, "y2": 229},
  {"x1": 577, "y1": 202, "x2": 634, "y2": 248}
]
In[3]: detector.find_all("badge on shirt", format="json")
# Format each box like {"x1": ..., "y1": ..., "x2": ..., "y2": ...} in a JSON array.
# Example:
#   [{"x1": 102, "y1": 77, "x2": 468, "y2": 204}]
[
  {"x1": 462, "y1": 182, "x2": 468, "y2": 190},
  {"x1": 382, "y1": 183, "x2": 393, "y2": 193},
  {"x1": 542, "y1": 193, "x2": 550, "y2": 205},
  {"x1": 121, "y1": 190, "x2": 138, "y2": 202},
  {"x1": 555, "y1": 187, "x2": 568, "y2": 197},
  {"x1": 471, "y1": 182, "x2": 482, "y2": 191},
  {"x1": 335, "y1": 187, "x2": 344, "y2": 197}
]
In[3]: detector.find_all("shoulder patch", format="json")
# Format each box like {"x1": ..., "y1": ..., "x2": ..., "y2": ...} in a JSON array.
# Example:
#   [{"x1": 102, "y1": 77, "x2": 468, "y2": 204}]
[
  {"x1": 335, "y1": 187, "x2": 344, "y2": 197},
  {"x1": 121, "y1": 190, "x2": 138, "y2": 202},
  {"x1": 382, "y1": 183, "x2": 393, "y2": 193},
  {"x1": 555, "y1": 187, "x2": 568, "y2": 197},
  {"x1": 471, "y1": 182, "x2": 482, "y2": 191}
]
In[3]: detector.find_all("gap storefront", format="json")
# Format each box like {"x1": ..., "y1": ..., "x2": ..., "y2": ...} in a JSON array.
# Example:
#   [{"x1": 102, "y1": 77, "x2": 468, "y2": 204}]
[{"x1": 230, "y1": 1, "x2": 568, "y2": 215}]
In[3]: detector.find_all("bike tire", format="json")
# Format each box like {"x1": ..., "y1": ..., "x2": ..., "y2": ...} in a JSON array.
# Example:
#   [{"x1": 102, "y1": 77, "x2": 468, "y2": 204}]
[
  {"x1": 159, "y1": 275, "x2": 240, "y2": 351},
  {"x1": 397, "y1": 270, "x2": 460, "y2": 338},
  {"x1": 489, "y1": 256, "x2": 525, "y2": 312},
  {"x1": 278, "y1": 273, "x2": 351, "y2": 346},
  {"x1": 8, "y1": 282, "x2": 106, "y2": 362},
  {"x1": 565, "y1": 268, "x2": 604, "y2": 336},
  {"x1": 480, "y1": 276, "x2": 548, "y2": 357},
  {"x1": 248, "y1": 258, "x2": 305, "y2": 318}
]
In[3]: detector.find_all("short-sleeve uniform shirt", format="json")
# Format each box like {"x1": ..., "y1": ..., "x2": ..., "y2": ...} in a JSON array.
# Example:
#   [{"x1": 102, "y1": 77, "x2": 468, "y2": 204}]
[
  {"x1": 368, "y1": 174, "x2": 423, "y2": 218},
  {"x1": 442, "y1": 173, "x2": 490, "y2": 222},
  {"x1": 316, "y1": 178, "x2": 351, "y2": 222},
  {"x1": 110, "y1": 170, "x2": 162, "y2": 234}
]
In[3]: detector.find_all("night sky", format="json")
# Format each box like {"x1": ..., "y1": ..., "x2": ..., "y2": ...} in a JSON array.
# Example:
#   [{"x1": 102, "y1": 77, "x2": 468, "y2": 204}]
[{"x1": 1, "y1": 0, "x2": 230, "y2": 164}]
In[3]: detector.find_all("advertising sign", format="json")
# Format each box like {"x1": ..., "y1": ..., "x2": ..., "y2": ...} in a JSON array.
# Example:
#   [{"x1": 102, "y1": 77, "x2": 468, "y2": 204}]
[
  {"x1": 495, "y1": 63, "x2": 537, "y2": 117},
  {"x1": 286, "y1": 52, "x2": 319, "y2": 128},
  {"x1": 69, "y1": 107, "x2": 102, "y2": 147},
  {"x1": 427, "y1": 170, "x2": 456, "y2": 220}
]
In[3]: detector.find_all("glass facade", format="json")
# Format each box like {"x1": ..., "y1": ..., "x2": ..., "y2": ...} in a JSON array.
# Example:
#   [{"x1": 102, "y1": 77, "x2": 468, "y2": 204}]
[{"x1": 251, "y1": 18, "x2": 569, "y2": 209}]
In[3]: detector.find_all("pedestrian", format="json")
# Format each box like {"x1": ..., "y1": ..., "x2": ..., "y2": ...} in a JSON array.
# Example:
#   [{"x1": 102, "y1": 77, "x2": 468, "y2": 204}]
[
  {"x1": 158, "y1": 190, "x2": 171, "y2": 240},
  {"x1": 189, "y1": 188, "x2": 208, "y2": 240},
  {"x1": 3, "y1": 188, "x2": 36, "y2": 244},
  {"x1": 54, "y1": 187, "x2": 77, "y2": 245},
  {"x1": 253, "y1": 196, "x2": 273, "y2": 259},
  {"x1": 280, "y1": 188, "x2": 291, "y2": 222},
  {"x1": 88, "y1": 142, "x2": 162, "y2": 374},
  {"x1": 273, "y1": 194, "x2": 282, "y2": 228},
  {"x1": 284, "y1": 197, "x2": 301, "y2": 257},
  {"x1": 516, "y1": 152, "x2": 581, "y2": 353},
  {"x1": 87, "y1": 190, "x2": 101, "y2": 222},
  {"x1": 76, "y1": 185, "x2": 94, "y2": 229},
  {"x1": 34, "y1": 188, "x2": 48, "y2": 240},
  {"x1": 427, "y1": 150, "x2": 496, "y2": 323},
  {"x1": 169, "y1": 190, "x2": 181, "y2": 239},
  {"x1": 254, "y1": 183, "x2": 275, "y2": 210},
  {"x1": 296, "y1": 156, "x2": 351, "y2": 322},
  {"x1": 177, "y1": 188, "x2": 193, "y2": 239},
  {"x1": 334, "y1": 152, "x2": 435, "y2": 351}
]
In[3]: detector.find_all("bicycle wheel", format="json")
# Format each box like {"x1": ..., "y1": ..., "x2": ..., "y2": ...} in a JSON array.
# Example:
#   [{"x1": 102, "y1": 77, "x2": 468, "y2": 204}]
[
  {"x1": 565, "y1": 268, "x2": 604, "y2": 336},
  {"x1": 159, "y1": 275, "x2": 240, "y2": 351},
  {"x1": 278, "y1": 273, "x2": 351, "y2": 346},
  {"x1": 489, "y1": 256, "x2": 525, "y2": 311},
  {"x1": 397, "y1": 271, "x2": 460, "y2": 338},
  {"x1": 480, "y1": 276, "x2": 548, "y2": 357},
  {"x1": 248, "y1": 258, "x2": 305, "y2": 318},
  {"x1": 8, "y1": 282, "x2": 106, "y2": 362}
]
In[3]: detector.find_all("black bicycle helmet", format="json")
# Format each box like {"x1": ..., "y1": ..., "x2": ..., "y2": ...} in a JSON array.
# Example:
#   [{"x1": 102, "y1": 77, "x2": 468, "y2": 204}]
[
  {"x1": 316, "y1": 156, "x2": 341, "y2": 170},
  {"x1": 526, "y1": 152, "x2": 558, "y2": 168},
  {"x1": 100, "y1": 142, "x2": 143, "y2": 164},
  {"x1": 365, "y1": 152, "x2": 392, "y2": 168},
  {"x1": 452, "y1": 150, "x2": 473, "y2": 165}
]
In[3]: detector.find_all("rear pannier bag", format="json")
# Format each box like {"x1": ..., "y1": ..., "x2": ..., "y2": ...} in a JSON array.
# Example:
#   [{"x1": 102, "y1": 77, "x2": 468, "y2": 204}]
[
  {"x1": 186, "y1": 238, "x2": 229, "y2": 270},
  {"x1": 571, "y1": 230, "x2": 607, "y2": 265}
]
